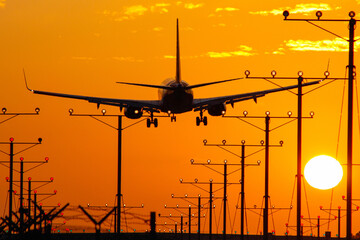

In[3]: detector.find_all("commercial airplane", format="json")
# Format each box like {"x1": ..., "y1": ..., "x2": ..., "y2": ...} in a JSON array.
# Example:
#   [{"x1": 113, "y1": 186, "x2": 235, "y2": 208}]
[{"x1": 25, "y1": 19, "x2": 320, "y2": 127}]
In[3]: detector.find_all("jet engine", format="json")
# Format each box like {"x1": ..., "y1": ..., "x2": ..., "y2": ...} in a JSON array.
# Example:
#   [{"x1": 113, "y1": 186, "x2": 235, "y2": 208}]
[
  {"x1": 208, "y1": 103, "x2": 226, "y2": 116},
  {"x1": 124, "y1": 107, "x2": 143, "y2": 119}
]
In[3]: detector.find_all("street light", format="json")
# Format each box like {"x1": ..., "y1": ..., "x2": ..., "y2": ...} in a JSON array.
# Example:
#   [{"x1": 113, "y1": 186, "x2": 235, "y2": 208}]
[
  {"x1": 189, "y1": 159, "x2": 243, "y2": 240},
  {"x1": 223, "y1": 111, "x2": 307, "y2": 240},
  {"x1": 203, "y1": 139, "x2": 263, "y2": 240},
  {"x1": 68, "y1": 109, "x2": 149, "y2": 234},
  {"x1": 283, "y1": 11, "x2": 357, "y2": 240},
  {"x1": 0, "y1": 137, "x2": 43, "y2": 234},
  {"x1": 179, "y1": 178, "x2": 223, "y2": 240}
]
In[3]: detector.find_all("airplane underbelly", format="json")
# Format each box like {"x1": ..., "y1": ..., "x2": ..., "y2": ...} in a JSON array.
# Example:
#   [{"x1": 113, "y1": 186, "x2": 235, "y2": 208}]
[{"x1": 162, "y1": 92, "x2": 193, "y2": 113}]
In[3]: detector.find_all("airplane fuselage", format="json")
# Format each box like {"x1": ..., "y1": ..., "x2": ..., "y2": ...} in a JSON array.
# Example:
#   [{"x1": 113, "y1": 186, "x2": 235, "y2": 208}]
[{"x1": 159, "y1": 80, "x2": 193, "y2": 114}]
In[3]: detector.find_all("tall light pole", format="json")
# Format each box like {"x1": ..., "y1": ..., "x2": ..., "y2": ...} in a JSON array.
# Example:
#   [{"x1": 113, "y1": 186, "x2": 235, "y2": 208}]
[
  {"x1": 0, "y1": 137, "x2": 42, "y2": 234},
  {"x1": 224, "y1": 111, "x2": 309, "y2": 240},
  {"x1": 189, "y1": 159, "x2": 241, "y2": 240},
  {"x1": 2, "y1": 156, "x2": 50, "y2": 233},
  {"x1": 202, "y1": 139, "x2": 261, "y2": 240},
  {"x1": 243, "y1": 70, "x2": 339, "y2": 238},
  {"x1": 164, "y1": 204, "x2": 198, "y2": 239},
  {"x1": 69, "y1": 108, "x2": 153, "y2": 234},
  {"x1": 170, "y1": 193, "x2": 207, "y2": 240},
  {"x1": 319, "y1": 205, "x2": 354, "y2": 239},
  {"x1": 0, "y1": 107, "x2": 40, "y2": 234},
  {"x1": 283, "y1": 11, "x2": 357, "y2": 240},
  {"x1": 179, "y1": 179, "x2": 221, "y2": 240}
]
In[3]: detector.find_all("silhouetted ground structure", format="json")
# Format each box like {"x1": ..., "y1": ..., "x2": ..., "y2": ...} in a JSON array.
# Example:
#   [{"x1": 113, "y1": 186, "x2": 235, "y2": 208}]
[{"x1": 0, "y1": 233, "x2": 342, "y2": 240}]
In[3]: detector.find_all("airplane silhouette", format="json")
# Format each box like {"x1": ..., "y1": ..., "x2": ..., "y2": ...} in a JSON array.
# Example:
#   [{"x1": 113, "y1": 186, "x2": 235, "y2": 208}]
[{"x1": 25, "y1": 19, "x2": 319, "y2": 127}]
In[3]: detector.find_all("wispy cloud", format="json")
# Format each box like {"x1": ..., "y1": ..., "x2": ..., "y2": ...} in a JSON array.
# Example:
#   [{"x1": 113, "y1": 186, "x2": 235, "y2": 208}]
[
  {"x1": 163, "y1": 45, "x2": 255, "y2": 59},
  {"x1": 153, "y1": 27, "x2": 163, "y2": 31},
  {"x1": 209, "y1": 7, "x2": 239, "y2": 17},
  {"x1": 103, "y1": 2, "x2": 204, "y2": 22},
  {"x1": 250, "y1": 3, "x2": 332, "y2": 16},
  {"x1": 113, "y1": 57, "x2": 144, "y2": 62},
  {"x1": 0, "y1": 0, "x2": 5, "y2": 8},
  {"x1": 184, "y1": 3, "x2": 204, "y2": 9},
  {"x1": 150, "y1": 3, "x2": 169, "y2": 14},
  {"x1": 270, "y1": 48, "x2": 286, "y2": 55},
  {"x1": 112, "y1": 5, "x2": 148, "y2": 21},
  {"x1": 215, "y1": 7, "x2": 239, "y2": 12},
  {"x1": 164, "y1": 55, "x2": 176, "y2": 59},
  {"x1": 155, "y1": 3, "x2": 170, "y2": 7},
  {"x1": 124, "y1": 5, "x2": 148, "y2": 16},
  {"x1": 213, "y1": 23, "x2": 226, "y2": 27},
  {"x1": 103, "y1": 4, "x2": 160, "y2": 22},
  {"x1": 207, "y1": 45, "x2": 256, "y2": 58},
  {"x1": 284, "y1": 38, "x2": 360, "y2": 52}
]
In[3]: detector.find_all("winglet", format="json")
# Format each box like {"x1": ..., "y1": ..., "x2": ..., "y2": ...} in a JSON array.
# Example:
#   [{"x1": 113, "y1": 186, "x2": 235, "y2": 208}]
[{"x1": 23, "y1": 69, "x2": 33, "y2": 92}]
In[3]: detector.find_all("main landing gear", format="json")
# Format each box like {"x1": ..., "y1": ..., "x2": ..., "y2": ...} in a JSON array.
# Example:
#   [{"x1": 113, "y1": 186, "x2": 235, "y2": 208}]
[
  {"x1": 147, "y1": 112, "x2": 158, "y2": 128},
  {"x1": 170, "y1": 114, "x2": 176, "y2": 122},
  {"x1": 196, "y1": 111, "x2": 207, "y2": 126}
]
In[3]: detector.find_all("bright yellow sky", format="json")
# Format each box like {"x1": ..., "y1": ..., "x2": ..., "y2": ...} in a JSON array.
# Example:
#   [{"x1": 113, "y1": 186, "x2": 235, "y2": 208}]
[{"x1": 1, "y1": 0, "x2": 360, "y2": 235}]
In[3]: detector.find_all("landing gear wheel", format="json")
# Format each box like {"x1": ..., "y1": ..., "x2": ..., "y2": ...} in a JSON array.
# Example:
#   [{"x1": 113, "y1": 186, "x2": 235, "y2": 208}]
[
  {"x1": 203, "y1": 116, "x2": 208, "y2": 126},
  {"x1": 154, "y1": 118, "x2": 158, "y2": 128},
  {"x1": 171, "y1": 115, "x2": 176, "y2": 122},
  {"x1": 196, "y1": 117, "x2": 200, "y2": 126},
  {"x1": 146, "y1": 118, "x2": 151, "y2": 128}
]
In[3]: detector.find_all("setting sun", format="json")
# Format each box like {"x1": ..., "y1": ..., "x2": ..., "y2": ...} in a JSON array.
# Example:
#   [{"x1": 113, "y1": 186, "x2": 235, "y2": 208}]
[{"x1": 304, "y1": 155, "x2": 343, "y2": 190}]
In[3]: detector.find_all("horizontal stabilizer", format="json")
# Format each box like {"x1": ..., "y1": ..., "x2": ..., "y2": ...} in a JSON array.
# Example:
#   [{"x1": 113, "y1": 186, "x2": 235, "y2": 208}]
[{"x1": 186, "y1": 77, "x2": 243, "y2": 90}]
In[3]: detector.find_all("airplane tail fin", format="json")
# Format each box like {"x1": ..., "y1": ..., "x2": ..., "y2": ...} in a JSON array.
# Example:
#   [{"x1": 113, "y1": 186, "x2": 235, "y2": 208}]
[{"x1": 175, "y1": 18, "x2": 181, "y2": 84}]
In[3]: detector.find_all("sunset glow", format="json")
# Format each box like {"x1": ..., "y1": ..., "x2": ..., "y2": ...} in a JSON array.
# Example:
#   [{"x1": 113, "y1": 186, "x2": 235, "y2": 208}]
[{"x1": 0, "y1": 0, "x2": 359, "y2": 236}]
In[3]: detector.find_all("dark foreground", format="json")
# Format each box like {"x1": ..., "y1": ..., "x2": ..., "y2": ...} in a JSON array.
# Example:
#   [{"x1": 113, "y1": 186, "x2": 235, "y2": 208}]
[{"x1": 0, "y1": 233, "x2": 343, "y2": 240}]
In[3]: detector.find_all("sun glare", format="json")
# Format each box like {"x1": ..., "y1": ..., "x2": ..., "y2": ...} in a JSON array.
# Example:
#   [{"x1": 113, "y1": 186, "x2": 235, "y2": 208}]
[{"x1": 304, "y1": 155, "x2": 343, "y2": 190}]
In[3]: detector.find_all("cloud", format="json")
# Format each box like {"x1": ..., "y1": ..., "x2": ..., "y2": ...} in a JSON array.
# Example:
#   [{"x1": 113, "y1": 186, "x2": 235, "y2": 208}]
[
  {"x1": 207, "y1": 51, "x2": 254, "y2": 58},
  {"x1": 113, "y1": 57, "x2": 144, "y2": 62},
  {"x1": 270, "y1": 47, "x2": 286, "y2": 55},
  {"x1": 124, "y1": 5, "x2": 148, "y2": 16},
  {"x1": 104, "y1": 3, "x2": 172, "y2": 21},
  {"x1": 215, "y1": 7, "x2": 239, "y2": 12},
  {"x1": 250, "y1": 3, "x2": 332, "y2": 16},
  {"x1": 212, "y1": 23, "x2": 226, "y2": 27},
  {"x1": 184, "y1": 3, "x2": 204, "y2": 9},
  {"x1": 0, "y1": 0, "x2": 5, "y2": 8},
  {"x1": 163, "y1": 45, "x2": 255, "y2": 59},
  {"x1": 155, "y1": 3, "x2": 170, "y2": 7},
  {"x1": 207, "y1": 45, "x2": 256, "y2": 58},
  {"x1": 104, "y1": 5, "x2": 149, "y2": 22},
  {"x1": 103, "y1": 2, "x2": 205, "y2": 21},
  {"x1": 153, "y1": 27, "x2": 163, "y2": 31},
  {"x1": 209, "y1": 7, "x2": 239, "y2": 17},
  {"x1": 150, "y1": 3, "x2": 169, "y2": 14},
  {"x1": 284, "y1": 38, "x2": 360, "y2": 52}
]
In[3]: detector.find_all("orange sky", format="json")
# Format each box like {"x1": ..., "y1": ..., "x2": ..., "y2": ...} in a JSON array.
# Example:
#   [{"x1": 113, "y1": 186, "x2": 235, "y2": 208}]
[{"x1": 1, "y1": 0, "x2": 360, "y2": 236}]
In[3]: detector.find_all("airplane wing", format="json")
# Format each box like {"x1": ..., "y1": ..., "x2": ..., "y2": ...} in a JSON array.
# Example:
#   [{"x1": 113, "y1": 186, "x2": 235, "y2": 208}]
[
  {"x1": 29, "y1": 89, "x2": 162, "y2": 111},
  {"x1": 24, "y1": 70, "x2": 162, "y2": 111},
  {"x1": 192, "y1": 80, "x2": 320, "y2": 110}
]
